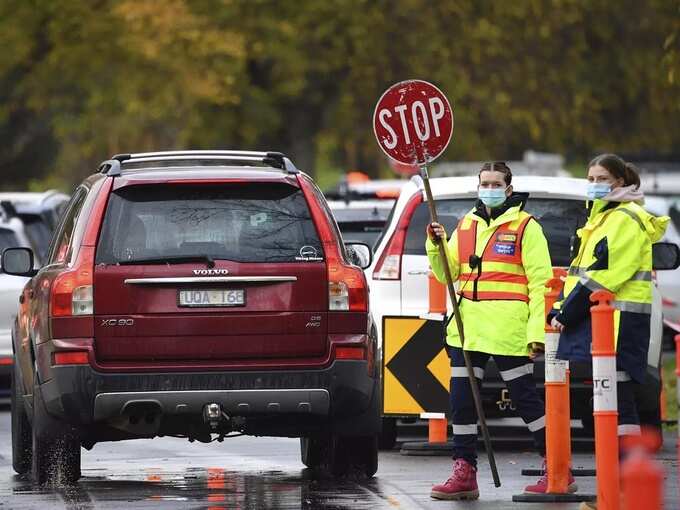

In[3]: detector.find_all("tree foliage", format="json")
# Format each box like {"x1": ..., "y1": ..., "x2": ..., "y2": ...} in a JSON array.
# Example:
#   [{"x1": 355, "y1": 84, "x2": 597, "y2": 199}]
[{"x1": 0, "y1": 0, "x2": 678, "y2": 189}]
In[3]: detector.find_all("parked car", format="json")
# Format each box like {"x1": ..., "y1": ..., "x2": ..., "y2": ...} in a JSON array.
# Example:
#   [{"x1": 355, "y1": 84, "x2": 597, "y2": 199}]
[
  {"x1": 644, "y1": 196, "x2": 680, "y2": 346},
  {"x1": 327, "y1": 199, "x2": 394, "y2": 250},
  {"x1": 324, "y1": 177, "x2": 405, "y2": 202},
  {"x1": 0, "y1": 190, "x2": 70, "y2": 262},
  {"x1": 3, "y1": 150, "x2": 380, "y2": 484},
  {"x1": 0, "y1": 205, "x2": 40, "y2": 398},
  {"x1": 369, "y1": 175, "x2": 677, "y2": 439}
]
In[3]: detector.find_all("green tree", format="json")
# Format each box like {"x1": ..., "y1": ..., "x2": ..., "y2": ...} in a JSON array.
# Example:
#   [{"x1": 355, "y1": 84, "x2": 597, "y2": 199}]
[{"x1": 0, "y1": 0, "x2": 678, "y2": 189}]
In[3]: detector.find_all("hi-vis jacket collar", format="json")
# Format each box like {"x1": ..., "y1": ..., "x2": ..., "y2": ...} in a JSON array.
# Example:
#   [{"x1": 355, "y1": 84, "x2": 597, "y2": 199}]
[
  {"x1": 586, "y1": 198, "x2": 668, "y2": 243},
  {"x1": 470, "y1": 202, "x2": 528, "y2": 231}
]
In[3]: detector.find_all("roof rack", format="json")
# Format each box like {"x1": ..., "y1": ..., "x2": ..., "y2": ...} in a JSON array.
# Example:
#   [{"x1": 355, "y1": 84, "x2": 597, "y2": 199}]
[{"x1": 99, "y1": 150, "x2": 299, "y2": 177}]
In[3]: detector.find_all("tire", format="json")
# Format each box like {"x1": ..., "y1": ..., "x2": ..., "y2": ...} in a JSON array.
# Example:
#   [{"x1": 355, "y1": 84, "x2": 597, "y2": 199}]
[
  {"x1": 11, "y1": 364, "x2": 32, "y2": 475},
  {"x1": 378, "y1": 417, "x2": 397, "y2": 450},
  {"x1": 32, "y1": 432, "x2": 81, "y2": 485},
  {"x1": 300, "y1": 436, "x2": 325, "y2": 469},
  {"x1": 327, "y1": 435, "x2": 378, "y2": 478},
  {"x1": 31, "y1": 384, "x2": 81, "y2": 485}
]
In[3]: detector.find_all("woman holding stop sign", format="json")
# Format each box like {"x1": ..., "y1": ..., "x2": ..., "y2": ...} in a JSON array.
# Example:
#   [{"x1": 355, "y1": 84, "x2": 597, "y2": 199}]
[{"x1": 426, "y1": 162, "x2": 567, "y2": 500}]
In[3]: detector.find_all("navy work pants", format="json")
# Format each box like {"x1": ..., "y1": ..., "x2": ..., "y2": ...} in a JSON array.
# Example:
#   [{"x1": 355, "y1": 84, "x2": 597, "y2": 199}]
[{"x1": 449, "y1": 347, "x2": 546, "y2": 467}]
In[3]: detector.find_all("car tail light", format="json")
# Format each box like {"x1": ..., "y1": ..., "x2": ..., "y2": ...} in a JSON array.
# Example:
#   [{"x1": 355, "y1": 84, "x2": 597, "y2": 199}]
[
  {"x1": 50, "y1": 246, "x2": 95, "y2": 317},
  {"x1": 53, "y1": 351, "x2": 89, "y2": 365},
  {"x1": 373, "y1": 193, "x2": 423, "y2": 280},
  {"x1": 335, "y1": 346, "x2": 366, "y2": 360},
  {"x1": 299, "y1": 176, "x2": 369, "y2": 312},
  {"x1": 328, "y1": 263, "x2": 368, "y2": 311},
  {"x1": 0, "y1": 356, "x2": 13, "y2": 366}
]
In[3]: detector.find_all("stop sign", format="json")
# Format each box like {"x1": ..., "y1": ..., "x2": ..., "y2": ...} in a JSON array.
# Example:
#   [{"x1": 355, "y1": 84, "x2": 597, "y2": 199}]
[{"x1": 373, "y1": 80, "x2": 453, "y2": 167}]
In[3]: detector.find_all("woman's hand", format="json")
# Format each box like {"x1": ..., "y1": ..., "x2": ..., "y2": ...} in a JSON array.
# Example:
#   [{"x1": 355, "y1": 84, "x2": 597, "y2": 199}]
[
  {"x1": 427, "y1": 222, "x2": 446, "y2": 243},
  {"x1": 550, "y1": 317, "x2": 565, "y2": 332}
]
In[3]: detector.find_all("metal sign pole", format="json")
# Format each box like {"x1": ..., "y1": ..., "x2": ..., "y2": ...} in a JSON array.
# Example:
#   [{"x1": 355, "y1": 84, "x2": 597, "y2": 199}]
[{"x1": 419, "y1": 165, "x2": 501, "y2": 488}]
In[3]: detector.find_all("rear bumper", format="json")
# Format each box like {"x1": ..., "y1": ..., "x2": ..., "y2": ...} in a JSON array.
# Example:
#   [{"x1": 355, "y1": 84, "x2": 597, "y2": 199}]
[
  {"x1": 93, "y1": 388, "x2": 331, "y2": 420},
  {"x1": 37, "y1": 359, "x2": 380, "y2": 438}
]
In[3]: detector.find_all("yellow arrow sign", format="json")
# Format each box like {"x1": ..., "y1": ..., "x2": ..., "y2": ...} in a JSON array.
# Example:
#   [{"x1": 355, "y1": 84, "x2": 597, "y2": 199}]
[{"x1": 383, "y1": 316, "x2": 450, "y2": 416}]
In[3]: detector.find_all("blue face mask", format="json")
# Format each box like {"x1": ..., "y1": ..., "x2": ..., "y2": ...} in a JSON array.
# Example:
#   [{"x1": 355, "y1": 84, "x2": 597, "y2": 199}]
[
  {"x1": 586, "y1": 183, "x2": 612, "y2": 200},
  {"x1": 478, "y1": 187, "x2": 508, "y2": 208}
]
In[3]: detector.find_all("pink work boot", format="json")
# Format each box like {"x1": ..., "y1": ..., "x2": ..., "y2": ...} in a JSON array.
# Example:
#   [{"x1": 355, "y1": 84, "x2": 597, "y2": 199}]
[
  {"x1": 524, "y1": 460, "x2": 578, "y2": 494},
  {"x1": 430, "y1": 458, "x2": 480, "y2": 500}
]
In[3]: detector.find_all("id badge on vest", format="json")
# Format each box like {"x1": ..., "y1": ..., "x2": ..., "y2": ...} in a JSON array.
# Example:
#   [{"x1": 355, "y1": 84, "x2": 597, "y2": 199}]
[{"x1": 493, "y1": 232, "x2": 518, "y2": 257}]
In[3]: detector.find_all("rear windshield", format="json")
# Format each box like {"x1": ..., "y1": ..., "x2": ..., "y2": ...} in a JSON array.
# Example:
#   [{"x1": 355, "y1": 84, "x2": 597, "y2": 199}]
[
  {"x1": 96, "y1": 184, "x2": 323, "y2": 264},
  {"x1": 404, "y1": 198, "x2": 588, "y2": 267}
]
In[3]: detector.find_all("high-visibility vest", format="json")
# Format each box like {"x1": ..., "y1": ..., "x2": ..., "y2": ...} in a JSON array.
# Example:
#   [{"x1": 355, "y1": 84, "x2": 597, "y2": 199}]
[{"x1": 457, "y1": 211, "x2": 533, "y2": 302}]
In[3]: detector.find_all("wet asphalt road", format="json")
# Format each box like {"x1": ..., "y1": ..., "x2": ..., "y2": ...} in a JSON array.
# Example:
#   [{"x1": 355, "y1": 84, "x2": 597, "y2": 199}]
[{"x1": 0, "y1": 405, "x2": 677, "y2": 510}]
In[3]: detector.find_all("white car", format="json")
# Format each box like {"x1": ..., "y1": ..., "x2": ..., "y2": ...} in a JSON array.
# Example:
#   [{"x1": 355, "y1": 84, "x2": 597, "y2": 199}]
[
  {"x1": 0, "y1": 190, "x2": 69, "y2": 261},
  {"x1": 369, "y1": 174, "x2": 673, "y2": 436},
  {"x1": 644, "y1": 196, "x2": 680, "y2": 343},
  {"x1": 0, "y1": 214, "x2": 36, "y2": 396}
]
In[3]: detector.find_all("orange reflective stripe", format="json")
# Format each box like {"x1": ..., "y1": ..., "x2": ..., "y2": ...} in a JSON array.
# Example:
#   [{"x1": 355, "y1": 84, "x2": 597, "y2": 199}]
[
  {"x1": 457, "y1": 216, "x2": 477, "y2": 266},
  {"x1": 459, "y1": 271, "x2": 528, "y2": 284},
  {"x1": 459, "y1": 290, "x2": 529, "y2": 302},
  {"x1": 472, "y1": 271, "x2": 528, "y2": 284}
]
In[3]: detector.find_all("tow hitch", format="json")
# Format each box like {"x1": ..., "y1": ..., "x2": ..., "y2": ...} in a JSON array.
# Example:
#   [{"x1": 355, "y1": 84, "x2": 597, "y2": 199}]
[{"x1": 203, "y1": 403, "x2": 225, "y2": 430}]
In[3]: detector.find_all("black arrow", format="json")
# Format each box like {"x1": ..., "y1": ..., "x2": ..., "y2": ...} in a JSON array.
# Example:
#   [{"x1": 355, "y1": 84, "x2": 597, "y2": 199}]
[{"x1": 386, "y1": 319, "x2": 449, "y2": 413}]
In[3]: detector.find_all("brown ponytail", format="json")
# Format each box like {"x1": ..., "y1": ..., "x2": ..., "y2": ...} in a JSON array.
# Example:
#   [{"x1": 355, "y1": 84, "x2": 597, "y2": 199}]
[
  {"x1": 588, "y1": 154, "x2": 641, "y2": 190},
  {"x1": 623, "y1": 162, "x2": 641, "y2": 189}
]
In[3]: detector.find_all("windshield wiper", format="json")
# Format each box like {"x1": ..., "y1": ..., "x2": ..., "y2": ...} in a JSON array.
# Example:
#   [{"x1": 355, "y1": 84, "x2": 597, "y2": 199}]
[{"x1": 116, "y1": 255, "x2": 216, "y2": 268}]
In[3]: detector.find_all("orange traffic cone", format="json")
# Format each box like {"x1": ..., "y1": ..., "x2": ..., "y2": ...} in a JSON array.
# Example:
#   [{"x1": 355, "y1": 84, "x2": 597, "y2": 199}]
[
  {"x1": 621, "y1": 430, "x2": 664, "y2": 510},
  {"x1": 589, "y1": 290, "x2": 620, "y2": 510}
]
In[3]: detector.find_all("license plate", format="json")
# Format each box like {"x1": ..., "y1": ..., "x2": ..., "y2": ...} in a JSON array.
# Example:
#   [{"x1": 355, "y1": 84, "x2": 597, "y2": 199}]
[{"x1": 178, "y1": 289, "x2": 245, "y2": 307}]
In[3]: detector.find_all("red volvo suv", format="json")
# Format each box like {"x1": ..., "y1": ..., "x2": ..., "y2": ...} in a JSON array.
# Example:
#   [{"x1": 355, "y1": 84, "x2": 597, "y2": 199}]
[{"x1": 2, "y1": 151, "x2": 380, "y2": 484}]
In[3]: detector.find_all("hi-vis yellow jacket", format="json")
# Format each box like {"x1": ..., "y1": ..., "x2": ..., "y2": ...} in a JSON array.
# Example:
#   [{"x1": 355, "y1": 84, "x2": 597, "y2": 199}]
[
  {"x1": 426, "y1": 198, "x2": 553, "y2": 356},
  {"x1": 552, "y1": 198, "x2": 669, "y2": 382}
]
